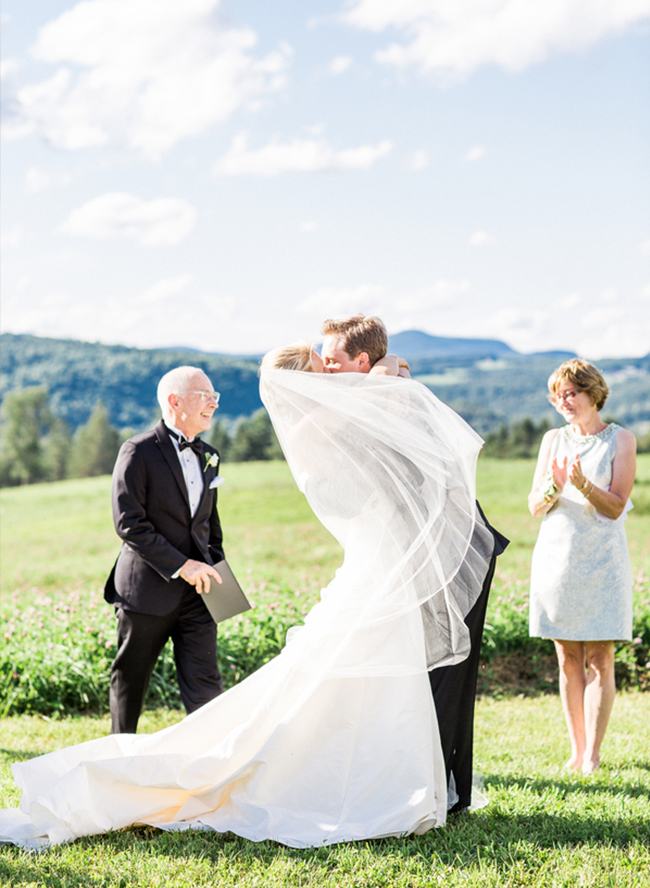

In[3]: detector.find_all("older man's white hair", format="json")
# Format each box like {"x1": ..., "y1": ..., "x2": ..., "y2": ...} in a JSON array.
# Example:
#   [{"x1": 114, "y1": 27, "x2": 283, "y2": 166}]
[{"x1": 157, "y1": 366, "x2": 204, "y2": 420}]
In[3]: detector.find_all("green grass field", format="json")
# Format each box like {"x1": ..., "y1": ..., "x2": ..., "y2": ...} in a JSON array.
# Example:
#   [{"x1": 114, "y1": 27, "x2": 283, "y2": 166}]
[
  {"x1": 1, "y1": 457, "x2": 649, "y2": 885},
  {"x1": 3, "y1": 455, "x2": 649, "y2": 609},
  {"x1": 1, "y1": 694, "x2": 649, "y2": 886}
]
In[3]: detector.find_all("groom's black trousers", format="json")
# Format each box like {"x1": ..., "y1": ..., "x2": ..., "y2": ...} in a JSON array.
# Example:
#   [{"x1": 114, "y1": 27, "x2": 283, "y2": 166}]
[
  {"x1": 428, "y1": 505, "x2": 508, "y2": 812},
  {"x1": 428, "y1": 553, "x2": 496, "y2": 811},
  {"x1": 110, "y1": 587, "x2": 223, "y2": 733}
]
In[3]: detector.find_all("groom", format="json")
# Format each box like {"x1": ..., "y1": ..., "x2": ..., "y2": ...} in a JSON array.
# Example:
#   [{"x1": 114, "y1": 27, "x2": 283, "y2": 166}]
[
  {"x1": 320, "y1": 314, "x2": 508, "y2": 813},
  {"x1": 104, "y1": 365, "x2": 225, "y2": 733}
]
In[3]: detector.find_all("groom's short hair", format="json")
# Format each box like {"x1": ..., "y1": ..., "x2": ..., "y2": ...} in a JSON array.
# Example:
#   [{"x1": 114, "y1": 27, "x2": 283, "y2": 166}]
[{"x1": 320, "y1": 315, "x2": 387, "y2": 366}]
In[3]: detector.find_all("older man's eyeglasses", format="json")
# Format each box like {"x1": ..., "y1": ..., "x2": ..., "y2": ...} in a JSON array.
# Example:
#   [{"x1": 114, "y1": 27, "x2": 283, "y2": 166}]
[{"x1": 185, "y1": 391, "x2": 220, "y2": 404}]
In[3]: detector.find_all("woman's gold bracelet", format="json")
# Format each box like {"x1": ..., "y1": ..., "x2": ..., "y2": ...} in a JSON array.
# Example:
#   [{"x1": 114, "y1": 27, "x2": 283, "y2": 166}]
[{"x1": 584, "y1": 481, "x2": 595, "y2": 499}]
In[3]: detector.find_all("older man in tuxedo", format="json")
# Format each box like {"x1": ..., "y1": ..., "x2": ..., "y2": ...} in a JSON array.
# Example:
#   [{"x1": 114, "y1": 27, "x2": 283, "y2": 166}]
[
  {"x1": 104, "y1": 366, "x2": 225, "y2": 733},
  {"x1": 321, "y1": 314, "x2": 508, "y2": 813}
]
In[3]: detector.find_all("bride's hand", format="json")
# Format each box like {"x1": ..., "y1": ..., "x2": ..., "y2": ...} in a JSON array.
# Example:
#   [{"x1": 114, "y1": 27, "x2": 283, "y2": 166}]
[{"x1": 369, "y1": 355, "x2": 400, "y2": 376}]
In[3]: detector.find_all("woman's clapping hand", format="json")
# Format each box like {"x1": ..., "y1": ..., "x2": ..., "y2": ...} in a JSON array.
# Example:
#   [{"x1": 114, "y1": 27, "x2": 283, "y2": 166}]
[{"x1": 551, "y1": 456, "x2": 568, "y2": 491}]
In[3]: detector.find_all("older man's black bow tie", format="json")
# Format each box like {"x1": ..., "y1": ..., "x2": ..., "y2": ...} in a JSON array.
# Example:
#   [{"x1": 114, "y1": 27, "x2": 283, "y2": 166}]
[{"x1": 169, "y1": 430, "x2": 203, "y2": 455}]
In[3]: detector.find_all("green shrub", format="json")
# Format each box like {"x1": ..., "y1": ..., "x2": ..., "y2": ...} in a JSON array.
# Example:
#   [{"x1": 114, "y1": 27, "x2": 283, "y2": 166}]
[
  {"x1": 2, "y1": 575, "x2": 649, "y2": 717},
  {"x1": 0, "y1": 588, "x2": 301, "y2": 717}
]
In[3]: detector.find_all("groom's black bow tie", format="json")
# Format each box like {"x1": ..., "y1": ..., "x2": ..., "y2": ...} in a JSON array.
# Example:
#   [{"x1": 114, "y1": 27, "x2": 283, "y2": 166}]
[{"x1": 168, "y1": 430, "x2": 203, "y2": 456}]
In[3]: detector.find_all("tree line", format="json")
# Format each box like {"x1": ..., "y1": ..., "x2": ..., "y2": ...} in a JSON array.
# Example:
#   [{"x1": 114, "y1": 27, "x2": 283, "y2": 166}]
[
  {"x1": 0, "y1": 388, "x2": 283, "y2": 487},
  {"x1": 482, "y1": 416, "x2": 650, "y2": 459},
  {"x1": 2, "y1": 389, "x2": 648, "y2": 487},
  {"x1": 481, "y1": 418, "x2": 551, "y2": 459}
]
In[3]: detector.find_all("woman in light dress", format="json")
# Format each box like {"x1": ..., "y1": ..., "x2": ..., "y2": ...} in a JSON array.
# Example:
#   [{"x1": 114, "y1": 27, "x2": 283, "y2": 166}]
[
  {"x1": 1, "y1": 342, "x2": 492, "y2": 849},
  {"x1": 528, "y1": 359, "x2": 636, "y2": 775}
]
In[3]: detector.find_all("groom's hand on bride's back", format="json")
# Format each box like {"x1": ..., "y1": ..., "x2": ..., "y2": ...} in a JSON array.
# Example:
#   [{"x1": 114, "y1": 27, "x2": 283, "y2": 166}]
[{"x1": 179, "y1": 560, "x2": 223, "y2": 594}]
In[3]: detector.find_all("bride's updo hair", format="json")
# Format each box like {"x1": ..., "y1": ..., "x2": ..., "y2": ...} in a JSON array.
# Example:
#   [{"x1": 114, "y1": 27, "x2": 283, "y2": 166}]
[{"x1": 261, "y1": 341, "x2": 316, "y2": 373}]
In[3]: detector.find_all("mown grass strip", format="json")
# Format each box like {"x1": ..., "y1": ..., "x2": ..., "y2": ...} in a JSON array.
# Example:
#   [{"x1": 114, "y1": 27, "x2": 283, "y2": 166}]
[{"x1": 1, "y1": 694, "x2": 648, "y2": 886}]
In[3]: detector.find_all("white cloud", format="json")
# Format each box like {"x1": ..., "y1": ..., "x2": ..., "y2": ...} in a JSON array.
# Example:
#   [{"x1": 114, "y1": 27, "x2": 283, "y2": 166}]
[
  {"x1": 400, "y1": 280, "x2": 470, "y2": 310},
  {"x1": 1, "y1": 284, "x2": 238, "y2": 351},
  {"x1": 25, "y1": 167, "x2": 71, "y2": 193},
  {"x1": 641, "y1": 284, "x2": 650, "y2": 302},
  {"x1": 344, "y1": 0, "x2": 650, "y2": 78},
  {"x1": 469, "y1": 230, "x2": 495, "y2": 246},
  {"x1": 577, "y1": 322, "x2": 650, "y2": 358},
  {"x1": 409, "y1": 150, "x2": 429, "y2": 170},
  {"x1": 487, "y1": 307, "x2": 549, "y2": 331},
  {"x1": 7, "y1": 0, "x2": 291, "y2": 159},
  {"x1": 547, "y1": 291, "x2": 649, "y2": 357},
  {"x1": 581, "y1": 306, "x2": 621, "y2": 328},
  {"x1": 484, "y1": 303, "x2": 650, "y2": 358},
  {"x1": 1, "y1": 57, "x2": 18, "y2": 81},
  {"x1": 640, "y1": 238, "x2": 650, "y2": 256},
  {"x1": 330, "y1": 55, "x2": 353, "y2": 74},
  {"x1": 1, "y1": 226, "x2": 25, "y2": 249},
  {"x1": 142, "y1": 274, "x2": 194, "y2": 303},
  {"x1": 59, "y1": 193, "x2": 197, "y2": 246},
  {"x1": 214, "y1": 133, "x2": 393, "y2": 176},
  {"x1": 460, "y1": 306, "x2": 552, "y2": 352},
  {"x1": 295, "y1": 279, "x2": 469, "y2": 320},
  {"x1": 557, "y1": 291, "x2": 582, "y2": 310},
  {"x1": 299, "y1": 221, "x2": 318, "y2": 233},
  {"x1": 296, "y1": 284, "x2": 386, "y2": 316},
  {"x1": 1, "y1": 58, "x2": 35, "y2": 141},
  {"x1": 464, "y1": 145, "x2": 486, "y2": 162}
]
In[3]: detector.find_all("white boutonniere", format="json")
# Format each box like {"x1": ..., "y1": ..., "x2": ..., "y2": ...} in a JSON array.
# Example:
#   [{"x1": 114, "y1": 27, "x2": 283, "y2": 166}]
[{"x1": 204, "y1": 453, "x2": 219, "y2": 473}]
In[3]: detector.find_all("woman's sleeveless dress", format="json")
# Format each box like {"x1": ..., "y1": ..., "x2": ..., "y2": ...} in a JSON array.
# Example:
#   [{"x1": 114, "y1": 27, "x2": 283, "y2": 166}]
[{"x1": 529, "y1": 423, "x2": 633, "y2": 641}]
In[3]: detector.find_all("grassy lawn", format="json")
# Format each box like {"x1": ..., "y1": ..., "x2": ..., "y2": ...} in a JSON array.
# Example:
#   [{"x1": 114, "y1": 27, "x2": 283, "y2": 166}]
[
  {"x1": 1, "y1": 457, "x2": 649, "y2": 884},
  {"x1": 0, "y1": 461, "x2": 343, "y2": 608},
  {"x1": 3, "y1": 455, "x2": 649, "y2": 608},
  {"x1": 1, "y1": 693, "x2": 648, "y2": 886}
]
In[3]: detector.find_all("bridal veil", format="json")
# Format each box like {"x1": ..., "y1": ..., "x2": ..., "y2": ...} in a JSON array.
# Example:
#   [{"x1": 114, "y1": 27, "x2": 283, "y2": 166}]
[{"x1": 260, "y1": 369, "x2": 494, "y2": 671}]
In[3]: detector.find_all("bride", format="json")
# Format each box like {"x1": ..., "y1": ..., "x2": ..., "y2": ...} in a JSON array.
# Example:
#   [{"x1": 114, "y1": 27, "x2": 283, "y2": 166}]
[{"x1": 1, "y1": 344, "x2": 492, "y2": 849}]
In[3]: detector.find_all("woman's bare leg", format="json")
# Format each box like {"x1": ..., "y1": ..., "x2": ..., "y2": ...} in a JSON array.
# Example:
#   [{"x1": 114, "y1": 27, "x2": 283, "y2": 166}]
[
  {"x1": 554, "y1": 640, "x2": 587, "y2": 770},
  {"x1": 582, "y1": 640, "x2": 616, "y2": 775}
]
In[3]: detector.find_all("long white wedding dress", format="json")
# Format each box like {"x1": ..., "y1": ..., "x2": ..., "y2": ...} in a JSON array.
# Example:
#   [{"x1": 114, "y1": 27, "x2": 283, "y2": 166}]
[{"x1": 1, "y1": 372, "x2": 491, "y2": 849}]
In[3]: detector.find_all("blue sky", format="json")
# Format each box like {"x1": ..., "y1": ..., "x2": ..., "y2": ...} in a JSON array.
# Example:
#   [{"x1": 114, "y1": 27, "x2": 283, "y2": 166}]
[{"x1": 2, "y1": 0, "x2": 649, "y2": 358}]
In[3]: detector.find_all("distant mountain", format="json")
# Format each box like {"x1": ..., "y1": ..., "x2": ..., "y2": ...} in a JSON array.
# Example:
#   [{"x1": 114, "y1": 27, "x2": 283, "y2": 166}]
[{"x1": 387, "y1": 330, "x2": 518, "y2": 360}]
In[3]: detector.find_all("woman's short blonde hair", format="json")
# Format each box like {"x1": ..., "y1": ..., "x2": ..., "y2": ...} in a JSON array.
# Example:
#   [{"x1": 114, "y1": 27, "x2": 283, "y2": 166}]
[
  {"x1": 548, "y1": 359, "x2": 609, "y2": 411},
  {"x1": 260, "y1": 341, "x2": 315, "y2": 373}
]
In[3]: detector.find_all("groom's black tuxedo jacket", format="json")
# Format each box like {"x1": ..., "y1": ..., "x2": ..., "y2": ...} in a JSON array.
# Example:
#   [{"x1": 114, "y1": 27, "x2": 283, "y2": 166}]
[{"x1": 104, "y1": 420, "x2": 224, "y2": 616}]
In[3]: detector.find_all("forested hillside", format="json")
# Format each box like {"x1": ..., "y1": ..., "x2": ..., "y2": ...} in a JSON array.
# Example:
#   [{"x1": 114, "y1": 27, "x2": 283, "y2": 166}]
[
  {"x1": 0, "y1": 333, "x2": 262, "y2": 429},
  {"x1": 410, "y1": 352, "x2": 650, "y2": 434},
  {"x1": 1, "y1": 332, "x2": 648, "y2": 436}
]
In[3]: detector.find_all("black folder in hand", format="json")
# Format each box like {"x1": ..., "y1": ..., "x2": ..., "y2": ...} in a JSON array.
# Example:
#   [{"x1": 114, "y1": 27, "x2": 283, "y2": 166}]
[{"x1": 201, "y1": 559, "x2": 252, "y2": 623}]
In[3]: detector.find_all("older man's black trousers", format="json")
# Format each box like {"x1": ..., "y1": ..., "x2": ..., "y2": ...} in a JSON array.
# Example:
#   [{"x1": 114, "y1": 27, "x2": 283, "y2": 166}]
[{"x1": 110, "y1": 587, "x2": 223, "y2": 734}]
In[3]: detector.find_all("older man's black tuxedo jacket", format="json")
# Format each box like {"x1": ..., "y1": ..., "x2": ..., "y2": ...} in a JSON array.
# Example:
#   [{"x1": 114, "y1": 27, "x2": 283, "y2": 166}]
[{"x1": 104, "y1": 420, "x2": 224, "y2": 616}]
